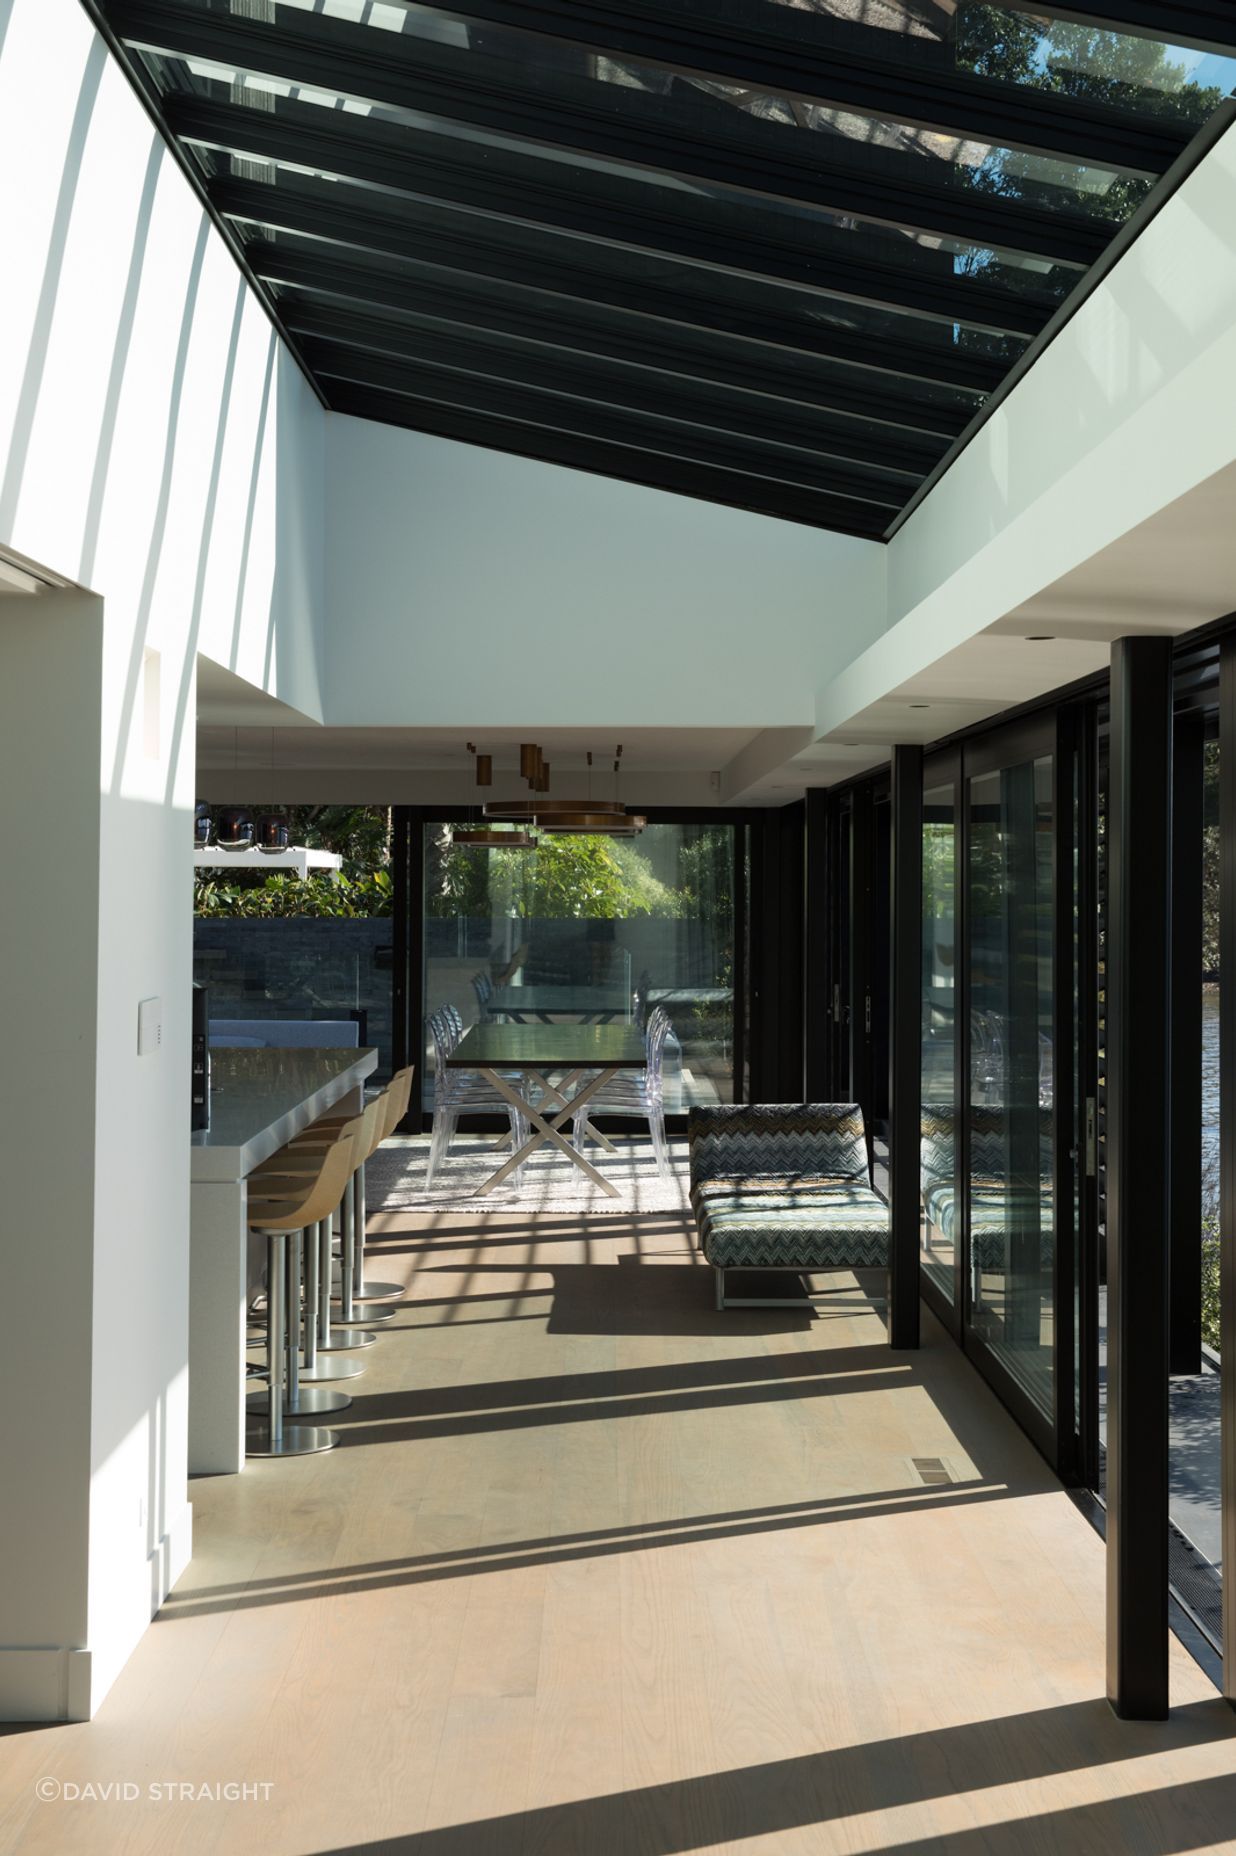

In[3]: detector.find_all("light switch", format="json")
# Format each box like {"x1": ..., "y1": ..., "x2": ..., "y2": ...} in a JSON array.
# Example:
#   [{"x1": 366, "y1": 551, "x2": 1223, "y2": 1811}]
[{"x1": 138, "y1": 997, "x2": 162, "y2": 1056}]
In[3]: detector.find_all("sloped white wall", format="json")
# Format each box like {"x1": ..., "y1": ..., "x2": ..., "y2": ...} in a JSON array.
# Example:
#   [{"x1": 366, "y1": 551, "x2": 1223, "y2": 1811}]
[
  {"x1": 818, "y1": 119, "x2": 1236, "y2": 738},
  {"x1": 0, "y1": 0, "x2": 325, "y2": 1719},
  {"x1": 323, "y1": 417, "x2": 886, "y2": 730}
]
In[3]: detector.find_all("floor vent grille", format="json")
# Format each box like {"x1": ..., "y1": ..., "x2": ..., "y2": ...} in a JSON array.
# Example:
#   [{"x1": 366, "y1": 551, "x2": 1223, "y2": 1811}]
[{"x1": 911, "y1": 1457, "x2": 953, "y2": 1487}]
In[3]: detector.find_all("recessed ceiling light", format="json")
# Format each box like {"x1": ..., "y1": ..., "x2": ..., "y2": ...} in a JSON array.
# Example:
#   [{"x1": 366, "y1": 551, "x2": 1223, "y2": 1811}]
[
  {"x1": 909, "y1": 703, "x2": 930, "y2": 709},
  {"x1": 1024, "y1": 634, "x2": 1055, "y2": 641}
]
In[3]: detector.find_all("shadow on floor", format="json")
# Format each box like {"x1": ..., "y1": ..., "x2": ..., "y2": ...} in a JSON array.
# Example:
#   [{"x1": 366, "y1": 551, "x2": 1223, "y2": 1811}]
[
  {"x1": 158, "y1": 1478, "x2": 1010, "y2": 1618},
  {"x1": 305, "y1": 1699, "x2": 1236, "y2": 1856}
]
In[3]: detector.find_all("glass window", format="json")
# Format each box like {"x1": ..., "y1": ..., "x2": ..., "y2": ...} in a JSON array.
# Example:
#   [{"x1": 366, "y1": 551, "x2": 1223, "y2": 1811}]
[
  {"x1": 920, "y1": 781, "x2": 958, "y2": 1305},
  {"x1": 421, "y1": 823, "x2": 736, "y2": 1117},
  {"x1": 967, "y1": 756, "x2": 1054, "y2": 1420},
  {"x1": 192, "y1": 804, "x2": 395, "y2": 1080}
]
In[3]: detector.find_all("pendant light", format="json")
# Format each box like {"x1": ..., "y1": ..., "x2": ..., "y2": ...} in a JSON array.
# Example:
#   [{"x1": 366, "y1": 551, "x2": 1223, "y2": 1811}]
[
  {"x1": 451, "y1": 743, "x2": 537, "y2": 848},
  {"x1": 481, "y1": 746, "x2": 644, "y2": 834}
]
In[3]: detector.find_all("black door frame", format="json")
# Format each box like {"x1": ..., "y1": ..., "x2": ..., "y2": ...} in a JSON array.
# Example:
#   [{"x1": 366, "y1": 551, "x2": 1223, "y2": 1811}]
[
  {"x1": 912, "y1": 710, "x2": 1083, "y2": 1471},
  {"x1": 391, "y1": 804, "x2": 769, "y2": 1132}
]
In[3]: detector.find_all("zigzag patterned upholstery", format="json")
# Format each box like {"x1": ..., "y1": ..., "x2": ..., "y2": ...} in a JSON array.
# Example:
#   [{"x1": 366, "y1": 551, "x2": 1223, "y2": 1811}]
[
  {"x1": 687, "y1": 1104, "x2": 890, "y2": 1292},
  {"x1": 920, "y1": 1103, "x2": 1054, "y2": 1270},
  {"x1": 689, "y1": 1103, "x2": 869, "y2": 1192}
]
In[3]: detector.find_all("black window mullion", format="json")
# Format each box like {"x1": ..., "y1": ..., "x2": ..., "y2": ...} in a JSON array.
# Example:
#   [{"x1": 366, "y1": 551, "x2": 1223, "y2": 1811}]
[
  {"x1": 237, "y1": 216, "x2": 1004, "y2": 396},
  {"x1": 190, "y1": 135, "x2": 1053, "y2": 339},
  {"x1": 399, "y1": 0, "x2": 1198, "y2": 173},
  {"x1": 328, "y1": 381, "x2": 893, "y2": 538},
  {"x1": 265, "y1": 257, "x2": 972, "y2": 441},
  {"x1": 288, "y1": 308, "x2": 944, "y2": 479}
]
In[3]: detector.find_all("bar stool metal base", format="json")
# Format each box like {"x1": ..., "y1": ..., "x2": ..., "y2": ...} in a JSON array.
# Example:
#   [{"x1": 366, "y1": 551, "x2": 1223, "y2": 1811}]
[
  {"x1": 245, "y1": 1421, "x2": 338, "y2": 1457},
  {"x1": 297, "y1": 1352, "x2": 368, "y2": 1380},
  {"x1": 316, "y1": 1325, "x2": 378, "y2": 1351},
  {"x1": 331, "y1": 1283, "x2": 398, "y2": 1321},
  {"x1": 354, "y1": 1277, "x2": 404, "y2": 1300},
  {"x1": 247, "y1": 1385, "x2": 351, "y2": 1417}
]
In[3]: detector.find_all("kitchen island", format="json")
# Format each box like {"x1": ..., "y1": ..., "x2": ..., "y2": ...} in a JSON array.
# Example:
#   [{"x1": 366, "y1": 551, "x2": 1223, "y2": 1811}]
[{"x1": 189, "y1": 1045, "x2": 378, "y2": 1474}]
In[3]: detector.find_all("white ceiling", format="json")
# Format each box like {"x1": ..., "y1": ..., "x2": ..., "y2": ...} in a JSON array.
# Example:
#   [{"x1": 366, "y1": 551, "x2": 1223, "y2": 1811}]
[
  {"x1": 196, "y1": 457, "x2": 1236, "y2": 802},
  {"x1": 763, "y1": 460, "x2": 1236, "y2": 790},
  {"x1": 195, "y1": 717, "x2": 760, "y2": 774}
]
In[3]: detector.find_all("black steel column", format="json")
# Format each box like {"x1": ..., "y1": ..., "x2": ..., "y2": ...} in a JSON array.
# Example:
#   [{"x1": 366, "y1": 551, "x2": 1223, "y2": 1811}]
[
  {"x1": 805, "y1": 789, "x2": 831, "y2": 1100},
  {"x1": 1106, "y1": 634, "x2": 1172, "y2": 1721},
  {"x1": 1218, "y1": 640, "x2": 1236, "y2": 1706},
  {"x1": 889, "y1": 745, "x2": 922, "y2": 1350},
  {"x1": 749, "y1": 802, "x2": 805, "y2": 1101},
  {"x1": 1170, "y1": 708, "x2": 1203, "y2": 1378},
  {"x1": 850, "y1": 783, "x2": 875, "y2": 1123}
]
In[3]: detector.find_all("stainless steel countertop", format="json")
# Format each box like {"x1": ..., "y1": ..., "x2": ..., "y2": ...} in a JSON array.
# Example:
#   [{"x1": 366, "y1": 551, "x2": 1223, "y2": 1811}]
[{"x1": 190, "y1": 1046, "x2": 378, "y2": 1183}]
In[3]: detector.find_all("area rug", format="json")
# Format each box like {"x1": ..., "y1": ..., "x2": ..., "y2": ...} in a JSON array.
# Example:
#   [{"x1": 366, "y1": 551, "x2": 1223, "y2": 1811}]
[{"x1": 366, "y1": 1134, "x2": 693, "y2": 1215}]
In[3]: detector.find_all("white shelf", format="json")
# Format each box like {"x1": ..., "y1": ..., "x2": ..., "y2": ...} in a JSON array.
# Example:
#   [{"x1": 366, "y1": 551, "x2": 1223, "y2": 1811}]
[{"x1": 193, "y1": 846, "x2": 343, "y2": 879}]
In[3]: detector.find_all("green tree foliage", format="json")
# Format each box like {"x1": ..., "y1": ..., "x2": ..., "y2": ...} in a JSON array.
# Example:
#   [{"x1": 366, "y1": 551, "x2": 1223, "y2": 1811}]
[
  {"x1": 1203, "y1": 739, "x2": 1220, "y2": 977},
  {"x1": 953, "y1": 7, "x2": 1222, "y2": 233},
  {"x1": 1201, "y1": 1225, "x2": 1221, "y2": 1354},
  {"x1": 194, "y1": 805, "x2": 391, "y2": 918},
  {"x1": 426, "y1": 832, "x2": 686, "y2": 921},
  {"x1": 195, "y1": 870, "x2": 393, "y2": 918}
]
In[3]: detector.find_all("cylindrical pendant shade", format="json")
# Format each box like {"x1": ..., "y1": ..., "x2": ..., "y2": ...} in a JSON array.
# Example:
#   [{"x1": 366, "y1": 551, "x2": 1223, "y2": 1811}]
[
  {"x1": 450, "y1": 828, "x2": 537, "y2": 849},
  {"x1": 216, "y1": 807, "x2": 254, "y2": 850},
  {"x1": 256, "y1": 813, "x2": 290, "y2": 852}
]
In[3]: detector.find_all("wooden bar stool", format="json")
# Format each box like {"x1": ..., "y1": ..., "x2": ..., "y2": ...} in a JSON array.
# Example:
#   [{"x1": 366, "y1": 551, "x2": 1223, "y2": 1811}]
[
  {"x1": 275, "y1": 1067, "x2": 414, "y2": 1326},
  {"x1": 246, "y1": 1133, "x2": 356, "y2": 1459},
  {"x1": 344, "y1": 1065, "x2": 415, "y2": 1314},
  {"x1": 252, "y1": 1103, "x2": 384, "y2": 1364}
]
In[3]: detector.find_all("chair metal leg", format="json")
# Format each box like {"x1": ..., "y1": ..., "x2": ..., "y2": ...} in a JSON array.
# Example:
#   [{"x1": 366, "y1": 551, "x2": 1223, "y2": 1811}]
[
  {"x1": 715, "y1": 1267, "x2": 725, "y2": 1311},
  {"x1": 246, "y1": 1231, "x2": 339, "y2": 1457},
  {"x1": 272, "y1": 1217, "x2": 363, "y2": 1395},
  {"x1": 350, "y1": 1157, "x2": 403, "y2": 1304},
  {"x1": 310, "y1": 1199, "x2": 374, "y2": 1363}
]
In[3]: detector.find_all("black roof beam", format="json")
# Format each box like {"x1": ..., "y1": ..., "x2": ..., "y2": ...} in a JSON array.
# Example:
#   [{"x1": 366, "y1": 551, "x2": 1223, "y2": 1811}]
[
  {"x1": 209, "y1": 161, "x2": 1047, "y2": 341},
  {"x1": 108, "y1": 0, "x2": 1118, "y2": 282},
  {"x1": 221, "y1": 180, "x2": 1010, "y2": 393},
  {"x1": 166, "y1": 89, "x2": 1106, "y2": 274},
  {"x1": 253, "y1": 240, "x2": 974, "y2": 441},
  {"x1": 306, "y1": 337, "x2": 910, "y2": 508},
  {"x1": 322, "y1": 383, "x2": 895, "y2": 540},
  {"x1": 284, "y1": 300, "x2": 945, "y2": 479},
  {"x1": 401, "y1": 0, "x2": 1195, "y2": 170},
  {"x1": 160, "y1": 56, "x2": 1109, "y2": 270},
  {"x1": 1008, "y1": 2, "x2": 1236, "y2": 57}
]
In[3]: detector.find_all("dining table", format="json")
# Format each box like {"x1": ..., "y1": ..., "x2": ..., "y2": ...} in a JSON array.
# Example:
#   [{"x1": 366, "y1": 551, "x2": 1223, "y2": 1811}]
[
  {"x1": 484, "y1": 984, "x2": 631, "y2": 1023},
  {"x1": 445, "y1": 1021, "x2": 647, "y2": 1197}
]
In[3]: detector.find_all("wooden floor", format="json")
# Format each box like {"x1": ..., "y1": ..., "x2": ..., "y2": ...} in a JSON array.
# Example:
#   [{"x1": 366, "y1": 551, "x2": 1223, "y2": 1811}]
[{"x1": 3, "y1": 1202, "x2": 1236, "y2": 1855}]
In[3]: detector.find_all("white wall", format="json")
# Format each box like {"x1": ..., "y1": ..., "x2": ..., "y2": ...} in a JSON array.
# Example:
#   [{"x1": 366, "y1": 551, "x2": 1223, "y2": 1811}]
[
  {"x1": 0, "y1": 0, "x2": 325, "y2": 1719},
  {"x1": 323, "y1": 417, "x2": 886, "y2": 730},
  {"x1": 817, "y1": 120, "x2": 1236, "y2": 739}
]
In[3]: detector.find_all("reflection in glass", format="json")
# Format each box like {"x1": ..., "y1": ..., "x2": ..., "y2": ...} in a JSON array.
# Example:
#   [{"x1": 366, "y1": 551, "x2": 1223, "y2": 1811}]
[
  {"x1": 967, "y1": 757, "x2": 1054, "y2": 1418},
  {"x1": 920, "y1": 782, "x2": 957, "y2": 1304},
  {"x1": 420, "y1": 823, "x2": 735, "y2": 1117}
]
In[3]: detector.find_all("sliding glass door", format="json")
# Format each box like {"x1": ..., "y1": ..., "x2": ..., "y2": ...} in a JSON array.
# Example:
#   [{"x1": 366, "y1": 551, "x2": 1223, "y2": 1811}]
[
  {"x1": 920, "y1": 756, "x2": 960, "y2": 1312},
  {"x1": 965, "y1": 739, "x2": 1056, "y2": 1427},
  {"x1": 403, "y1": 813, "x2": 741, "y2": 1123},
  {"x1": 918, "y1": 720, "x2": 1072, "y2": 1456}
]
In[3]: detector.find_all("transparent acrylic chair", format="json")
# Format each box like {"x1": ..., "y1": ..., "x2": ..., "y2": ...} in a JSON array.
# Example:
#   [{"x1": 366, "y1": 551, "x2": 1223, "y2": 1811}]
[
  {"x1": 425, "y1": 1005, "x2": 529, "y2": 1190},
  {"x1": 571, "y1": 1006, "x2": 672, "y2": 1178}
]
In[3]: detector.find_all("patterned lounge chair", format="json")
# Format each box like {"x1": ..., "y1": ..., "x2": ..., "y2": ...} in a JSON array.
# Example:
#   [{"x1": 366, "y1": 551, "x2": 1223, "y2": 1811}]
[
  {"x1": 687, "y1": 1103, "x2": 891, "y2": 1312},
  {"x1": 920, "y1": 1103, "x2": 1054, "y2": 1277}
]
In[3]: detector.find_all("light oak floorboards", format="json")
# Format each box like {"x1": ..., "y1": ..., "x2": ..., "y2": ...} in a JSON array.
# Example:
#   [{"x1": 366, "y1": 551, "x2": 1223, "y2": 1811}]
[{"x1": 2, "y1": 1207, "x2": 1235, "y2": 1854}]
